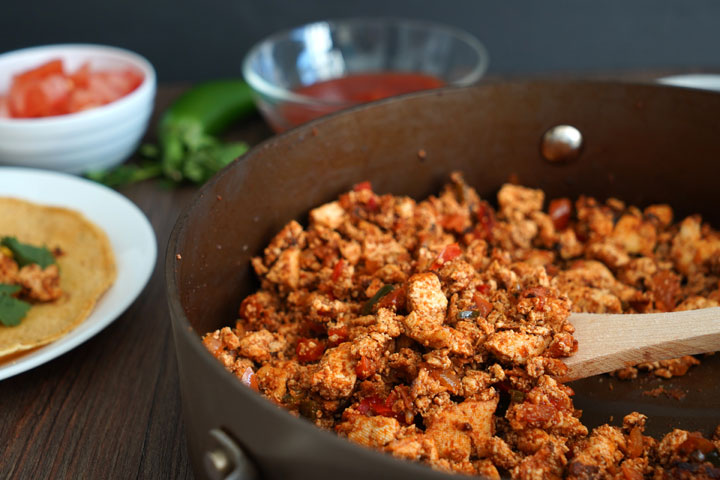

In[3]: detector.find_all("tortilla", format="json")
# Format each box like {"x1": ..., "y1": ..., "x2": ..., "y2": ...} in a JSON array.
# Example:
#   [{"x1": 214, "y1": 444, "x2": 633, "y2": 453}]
[{"x1": 0, "y1": 197, "x2": 116, "y2": 357}]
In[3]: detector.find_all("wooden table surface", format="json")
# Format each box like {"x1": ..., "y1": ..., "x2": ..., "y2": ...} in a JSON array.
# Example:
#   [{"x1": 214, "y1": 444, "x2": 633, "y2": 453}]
[
  {"x1": 2, "y1": 72, "x2": 716, "y2": 479},
  {"x1": 1, "y1": 86, "x2": 273, "y2": 479}
]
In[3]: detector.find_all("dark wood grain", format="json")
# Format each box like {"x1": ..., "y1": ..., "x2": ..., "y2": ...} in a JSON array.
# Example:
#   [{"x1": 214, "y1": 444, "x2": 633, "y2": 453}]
[{"x1": 0, "y1": 86, "x2": 272, "y2": 480}]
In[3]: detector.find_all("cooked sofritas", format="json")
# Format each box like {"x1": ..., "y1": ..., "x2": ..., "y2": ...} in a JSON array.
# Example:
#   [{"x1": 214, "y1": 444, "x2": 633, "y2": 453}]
[
  {"x1": 0, "y1": 251, "x2": 62, "y2": 303},
  {"x1": 204, "y1": 173, "x2": 720, "y2": 479}
]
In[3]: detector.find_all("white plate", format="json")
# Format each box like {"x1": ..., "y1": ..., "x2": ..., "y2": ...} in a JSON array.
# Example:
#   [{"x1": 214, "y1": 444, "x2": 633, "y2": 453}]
[
  {"x1": 0, "y1": 167, "x2": 156, "y2": 380},
  {"x1": 657, "y1": 74, "x2": 720, "y2": 92}
]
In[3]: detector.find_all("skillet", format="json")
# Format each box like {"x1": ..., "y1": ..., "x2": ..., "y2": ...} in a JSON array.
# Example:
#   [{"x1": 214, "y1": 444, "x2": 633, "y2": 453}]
[{"x1": 166, "y1": 80, "x2": 720, "y2": 479}]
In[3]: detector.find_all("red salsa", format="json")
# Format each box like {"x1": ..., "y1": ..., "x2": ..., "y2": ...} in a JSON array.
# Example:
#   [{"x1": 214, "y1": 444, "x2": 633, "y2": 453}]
[
  {"x1": 295, "y1": 72, "x2": 444, "y2": 103},
  {"x1": 275, "y1": 72, "x2": 444, "y2": 131}
]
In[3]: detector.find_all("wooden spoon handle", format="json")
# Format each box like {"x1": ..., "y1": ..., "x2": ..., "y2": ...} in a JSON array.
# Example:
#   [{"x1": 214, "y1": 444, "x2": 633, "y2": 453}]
[{"x1": 560, "y1": 307, "x2": 720, "y2": 382}]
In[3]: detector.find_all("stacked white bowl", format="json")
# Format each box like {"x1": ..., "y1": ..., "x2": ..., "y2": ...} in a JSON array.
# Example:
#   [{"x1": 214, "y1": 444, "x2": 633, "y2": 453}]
[{"x1": 0, "y1": 44, "x2": 156, "y2": 174}]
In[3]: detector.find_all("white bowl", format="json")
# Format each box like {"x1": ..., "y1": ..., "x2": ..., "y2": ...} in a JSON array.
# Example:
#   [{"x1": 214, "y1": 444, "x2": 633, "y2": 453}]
[
  {"x1": 0, "y1": 44, "x2": 156, "y2": 174},
  {"x1": 657, "y1": 74, "x2": 720, "y2": 93}
]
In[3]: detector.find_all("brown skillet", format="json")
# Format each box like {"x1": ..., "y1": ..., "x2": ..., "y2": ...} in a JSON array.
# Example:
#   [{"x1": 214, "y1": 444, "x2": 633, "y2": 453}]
[{"x1": 166, "y1": 81, "x2": 720, "y2": 479}]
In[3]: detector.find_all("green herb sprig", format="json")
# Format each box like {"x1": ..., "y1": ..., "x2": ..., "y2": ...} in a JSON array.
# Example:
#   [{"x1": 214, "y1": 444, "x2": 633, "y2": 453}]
[
  {"x1": 360, "y1": 284, "x2": 395, "y2": 315},
  {"x1": 0, "y1": 287, "x2": 30, "y2": 327},
  {"x1": 86, "y1": 80, "x2": 254, "y2": 188},
  {"x1": 1, "y1": 236, "x2": 56, "y2": 268}
]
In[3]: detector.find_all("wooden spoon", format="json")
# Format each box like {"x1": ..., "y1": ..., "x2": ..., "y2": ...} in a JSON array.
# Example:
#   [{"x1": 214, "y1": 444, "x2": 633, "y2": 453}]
[{"x1": 560, "y1": 307, "x2": 720, "y2": 382}]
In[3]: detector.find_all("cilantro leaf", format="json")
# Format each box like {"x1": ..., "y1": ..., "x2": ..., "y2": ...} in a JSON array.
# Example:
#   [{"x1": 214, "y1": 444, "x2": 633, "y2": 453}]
[
  {"x1": 0, "y1": 293, "x2": 30, "y2": 327},
  {"x1": 1, "y1": 236, "x2": 56, "y2": 268},
  {"x1": 0, "y1": 284, "x2": 21, "y2": 296},
  {"x1": 360, "y1": 284, "x2": 395, "y2": 315}
]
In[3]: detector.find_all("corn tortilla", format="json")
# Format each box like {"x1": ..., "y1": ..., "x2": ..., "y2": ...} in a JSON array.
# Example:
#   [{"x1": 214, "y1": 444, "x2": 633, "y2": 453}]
[{"x1": 0, "y1": 197, "x2": 116, "y2": 357}]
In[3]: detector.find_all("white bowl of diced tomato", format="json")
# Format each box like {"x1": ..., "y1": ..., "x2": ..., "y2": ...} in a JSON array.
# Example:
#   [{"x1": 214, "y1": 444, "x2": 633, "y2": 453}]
[{"x1": 0, "y1": 44, "x2": 156, "y2": 173}]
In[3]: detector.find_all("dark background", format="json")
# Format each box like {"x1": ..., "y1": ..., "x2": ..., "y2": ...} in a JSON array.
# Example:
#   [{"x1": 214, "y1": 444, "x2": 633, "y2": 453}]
[{"x1": 2, "y1": 0, "x2": 719, "y2": 82}]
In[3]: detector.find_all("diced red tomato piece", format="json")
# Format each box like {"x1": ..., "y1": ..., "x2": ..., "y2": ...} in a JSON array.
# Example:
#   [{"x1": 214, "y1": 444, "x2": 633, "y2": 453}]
[
  {"x1": 331, "y1": 259, "x2": 344, "y2": 282},
  {"x1": 327, "y1": 325, "x2": 349, "y2": 346},
  {"x1": 430, "y1": 242, "x2": 462, "y2": 270},
  {"x1": 296, "y1": 338, "x2": 326, "y2": 363},
  {"x1": 474, "y1": 201, "x2": 496, "y2": 240},
  {"x1": 67, "y1": 87, "x2": 104, "y2": 113},
  {"x1": 373, "y1": 398, "x2": 396, "y2": 418},
  {"x1": 353, "y1": 181, "x2": 372, "y2": 192},
  {"x1": 355, "y1": 356, "x2": 376, "y2": 379},
  {"x1": 70, "y1": 62, "x2": 91, "y2": 88},
  {"x1": 9, "y1": 73, "x2": 72, "y2": 118},
  {"x1": 520, "y1": 404, "x2": 556, "y2": 426},
  {"x1": 356, "y1": 396, "x2": 374, "y2": 415},
  {"x1": 523, "y1": 286, "x2": 551, "y2": 299},
  {"x1": 9, "y1": 59, "x2": 69, "y2": 117},
  {"x1": 94, "y1": 70, "x2": 141, "y2": 97},
  {"x1": 351, "y1": 181, "x2": 378, "y2": 210},
  {"x1": 549, "y1": 198, "x2": 572, "y2": 231},
  {"x1": 13, "y1": 59, "x2": 63, "y2": 84},
  {"x1": 472, "y1": 294, "x2": 493, "y2": 318},
  {"x1": 358, "y1": 393, "x2": 397, "y2": 418}
]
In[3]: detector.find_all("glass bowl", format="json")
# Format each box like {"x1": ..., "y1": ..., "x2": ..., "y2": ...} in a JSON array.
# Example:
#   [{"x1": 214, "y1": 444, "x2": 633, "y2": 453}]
[{"x1": 242, "y1": 18, "x2": 488, "y2": 132}]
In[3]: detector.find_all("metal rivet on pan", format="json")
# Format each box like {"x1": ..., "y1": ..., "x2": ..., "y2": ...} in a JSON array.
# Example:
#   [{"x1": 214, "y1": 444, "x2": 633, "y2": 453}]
[
  {"x1": 205, "y1": 449, "x2": 232, "y2": 478},
  {"x1": 204, "y1": 428, "x2": 259, "y2": 480},
  {"x1": 540, "y1": 125, "x2": 583, "y2": 164}
]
